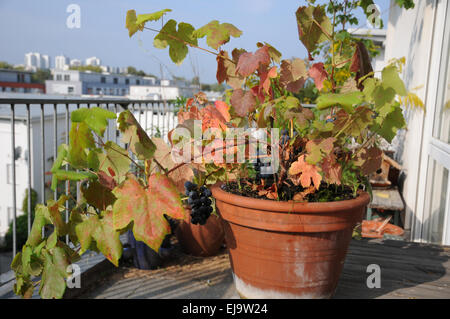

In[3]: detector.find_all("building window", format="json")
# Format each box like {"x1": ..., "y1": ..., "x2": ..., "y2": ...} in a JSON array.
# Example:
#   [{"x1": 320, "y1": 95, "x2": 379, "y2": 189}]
[
  {"x1": 87, "y1": 88, "x2": 93, "y2": 94},
  {"x1": 122, "y1": 89, "x2": 126, "y2": 95},
  {"x1": 64, "y1": 74, "x2": 70, "y2": 81},
  {"x1": 68, "y1": 86, "x2": 74, "y2": 93},
  {"x1": 136, "y1": 79, "x2": 140, "y2": 85},
  {"x1": 113, "y1": 78, "x2": 118, "y2": 84},
  {"x1": 96, "y1": 88, "x2": 102, "y2": 94},
  {"x1": 125, "y1": 79, "x2": 130, "y2": 85},
  {"x1": 56, "y1": 74, "x2": 62, "y2": 81},
  {"x1": 17, "y1": 74, "x2": 25, "y2": 83},
  {"x1": 101, "y1": 77, "x2": 106, "y2": 83}
]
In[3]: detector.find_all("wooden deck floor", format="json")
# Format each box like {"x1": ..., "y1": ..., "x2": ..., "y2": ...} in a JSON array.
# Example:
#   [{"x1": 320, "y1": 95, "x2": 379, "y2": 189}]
[
  {"x1": 83, "y1": 239, "x2": 450, "y2": 299},
  {"x1": 335, "y1": 239, "x2": 450, "y2": 298}
]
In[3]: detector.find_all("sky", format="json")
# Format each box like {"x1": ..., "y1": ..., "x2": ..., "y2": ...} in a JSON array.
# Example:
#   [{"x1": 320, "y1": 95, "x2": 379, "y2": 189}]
[{"x1": 0, "y1": 0, "x2": 391, "y2": 84}]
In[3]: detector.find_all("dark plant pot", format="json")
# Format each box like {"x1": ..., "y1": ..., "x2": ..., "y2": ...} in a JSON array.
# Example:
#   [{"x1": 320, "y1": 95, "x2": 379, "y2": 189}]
[
  {"x1": 175, "y1": 208, "x2": 225, "y2": 257},
  {"x1": 211, "y1": 184, "x2": 370, "y2": 299},
  {"x1": 127, "y1": 230, "x2": 164, "y2": 270}
]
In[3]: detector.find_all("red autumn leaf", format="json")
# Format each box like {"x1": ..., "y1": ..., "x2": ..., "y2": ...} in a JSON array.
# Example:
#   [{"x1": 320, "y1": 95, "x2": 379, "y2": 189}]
[
  {"x1": 151, "y1": 138, "x2": 194, "y2": 193},
  {"x1": 236, "y1": 45, "x2": 270, "y2": 77},
  {"x1": 216, "y1": 50, "x2": 227, "y2": 84},
  {"x1": 349, "y1": 41, "x2": 373, "y2": 90},
  {"x1": 97, "y1": 171, "x2": 117, "y2": 190},
  {"x1": 355, "y1": 147, "x2": 383, "y2": 175},
  {"x1": 321, "y1": 153, "x2": 342, "y2": 185},
  {"x1": 260, "y1": 66, "x2": 277, "y2": 94},
  {"x1": 230, "y1": 89, "x2": 257, "y2": 117},
  {"x1": 280, "y1": 58, "x2": 308, "y2": 93},
  {"x1": 200, "y1": 102, "x2": 231, "y2": 131},
  {"x1": 309, "y1": 62, "x2": 328, "y2": 91},
  {"x1": 288, "y1": 154, "x2": 322, "y2": 190},
  {"x1": 112, "y1": 173, "x2": 187, "y2": 252}
]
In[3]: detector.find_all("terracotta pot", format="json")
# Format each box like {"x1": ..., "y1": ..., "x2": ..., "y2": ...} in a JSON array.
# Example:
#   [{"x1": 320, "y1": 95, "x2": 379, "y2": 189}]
[
  {"x1": 175, "y1": 208, "x2": 225, "y2": 257},
  {"x1": 211, "y1": 184, "x2": 370, "y2": 299}
]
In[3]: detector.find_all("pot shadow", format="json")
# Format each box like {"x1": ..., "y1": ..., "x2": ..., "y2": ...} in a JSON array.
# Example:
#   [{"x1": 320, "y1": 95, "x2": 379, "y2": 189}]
[{"x1": 334, "y1": 239, "x2": 449, "y2": 299}]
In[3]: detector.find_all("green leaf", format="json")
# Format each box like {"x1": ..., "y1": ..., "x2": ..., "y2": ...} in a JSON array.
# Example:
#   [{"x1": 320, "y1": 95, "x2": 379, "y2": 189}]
[
  {"x1": 22, "y1": 245, "x2": 43, "y2": 277},
  {"x1": 296, "y1": 5, "x2": 332, "y2": 57},
  {"x1": 68, "y1": 122, "x2": 95, "y2": 169},
  {"x1": 193, "y1": 20, "x2": 242, "y2": 50},
  {"x1": 316, "y1": 92, "x2": 364, "y2": 113},
  {"x1": 136, "y1": 9, "x2": 172, "y2": 27},
  {"x1": 39, "y1": 248, "x2": 70, "y2": 299},
  {"x1": 112, "y1": 173, "x2": 187, "y2": 252},
  {"x1": 75, "y1": 208, "x2": 122, "y2": 266},
  {"x1": 51, "y1": 170, "x2": 97, "y2": 191},
  {"x1": 98, "y1": 141, "x2": 131, "y2": 184},
  {"x1": 51, "y1": 144, "x2": 68, "y2": 173},
  {"x1": 26, "y1": 205, "x2": 51, "y2": 246},
  {"x1": 126, "y1": 9, "x2": 172, "y2": 38},
  {"x1": 359, "y1": 0, "x2": 384, "y2": 29},
  {"x1": 305, "y1": 138, "x2": 335, "y2": 165},
  {"x1": 372, "y1": 104, "x2": 406, "y2": 142},
  {"x1": 153, "y1": 19, "x2": 197, "y2": 65},
  {"x1": 118, "y1": 110, "x2": 156, "y2": 160},
  {"x1": 382, "y1": 65, "x2": 407, "y2": 96},
  {"x1": 333, "y1": 106, "x2": 374, "y2": 138},
  {"x1": 71, "y1": 107, "x2": 116, "y2": 137}
]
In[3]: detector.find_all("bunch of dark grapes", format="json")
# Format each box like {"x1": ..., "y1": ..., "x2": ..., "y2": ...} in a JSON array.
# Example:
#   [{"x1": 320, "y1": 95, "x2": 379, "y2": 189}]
[{"x1": 184, "y1": 181, "x2": 213, "y2": 225}]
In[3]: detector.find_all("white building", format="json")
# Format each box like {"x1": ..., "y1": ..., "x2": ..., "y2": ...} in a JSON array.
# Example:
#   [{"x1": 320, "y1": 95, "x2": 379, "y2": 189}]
[
  {"x1": 24, "y1": 52, "x2": 50, "y2": 71},
  {"x1": 85, "y1": 57, "x2": 101, "y2": 66},
  {"x1": 385, "y1": 0, "x2": 450, "y2": 245},
  {"x1": 45, "y1": 69, "x2": 155, "y2": 96},
  {"x1": 69, "y1": 59, "x2": 82, "y2": 67},
  {"x1": 55, "y1": 55, "x2": 70, "y2": 70},
  {"x1": 129, "y1": 79, "x2": 194, "y2": 100}
]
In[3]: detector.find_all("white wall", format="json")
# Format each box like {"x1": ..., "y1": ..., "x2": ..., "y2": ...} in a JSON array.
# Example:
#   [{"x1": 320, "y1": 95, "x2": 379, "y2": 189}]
[{"x1": 384, "y1": 0, "x2": 442, "y2": 236}]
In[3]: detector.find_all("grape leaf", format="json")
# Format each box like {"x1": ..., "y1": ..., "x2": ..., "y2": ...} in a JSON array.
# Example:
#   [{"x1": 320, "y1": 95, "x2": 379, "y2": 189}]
[
  {"x1": 97, "y1": 141, "x2": 131, "y2": 184},
  {"x1": 333, "y1": 106, "x2": 374, "y2": 138},
  {"x1": 280, "y1": 58, "x2": 308, "y2": 93},
  {"x1": 317, "y1": 91, "x2": 364, "y2": 113},
  {"x1": 257, "y1": 42, "x2": 282, "y2": 63},
  {"x1": 151, "y1": 138, "x2": 194, "y2": 193},
  {"x1": 309, "y1": 62, "x2": 328, "y2": 91},
  {"x1": 322, "y1": 153, "x2": 342, "y2": 185},
  {"x1": 236, "y1": 45, "x2": 270, "y2": 77},
  {"x1": 349, "y1": 41, "x2": 373, "y2": 90},
  {"x1": 371, "y1": 104, "x2": 406, "y2": 142},
  {"x1": 68, "y1": 122, "x2": 95, "y2": 169},
  {"x1": 305, "y1": 137, "x2": 335, "y2": 164},
  {"x1": 71, "y1": 107, "x2": 116, "y2": 137},
  {"x1": 75, "y1": 208, "x2": 122, "y2": 266},
  {"x1": 81, "y1": 180, "x2": 116, "y2": 211},
  {"x1": 126, "y1": 9, "x2": 172, "y2": 38},
  {"x1": 289, "y1": 154, "x2": 322, "y2": 189},
  {"x1": 355, "y1": 147, "x2": 383, "y2": 175},
  {"x1": 230, "y1": 89, "x2": 257, "y2": 117},
  {"x1": 193, "y1": 20, "x2": 242, "y2": 50},
  {"x1": 153, "y1": 19, "x2": 198, "y2": 65},
  {"x1": 39, "y1": 247, "x2": 70, "y2": 299},
  {"x1": 296, "y1": 5, "x2": 332, "y2": 58},
  {"x1": 118, "y1": 110, "x2": 156, "y2": 160},
  {"x1": 382, "y1": 65, "x2": 407, "y2": 96},
  {"x1": 112, "y1": 173, "x2": 187, "y2": 252}
]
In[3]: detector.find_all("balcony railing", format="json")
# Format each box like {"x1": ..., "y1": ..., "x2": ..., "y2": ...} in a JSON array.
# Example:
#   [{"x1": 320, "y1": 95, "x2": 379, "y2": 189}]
[{"x1": 0, "y1": 97, "x2": 178, "y2": 281}]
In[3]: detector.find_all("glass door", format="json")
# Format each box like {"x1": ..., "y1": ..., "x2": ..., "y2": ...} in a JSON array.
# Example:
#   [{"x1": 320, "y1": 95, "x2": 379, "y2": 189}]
[{"x1": 418, "y1": 0, "x2": 450, "y2": 245}]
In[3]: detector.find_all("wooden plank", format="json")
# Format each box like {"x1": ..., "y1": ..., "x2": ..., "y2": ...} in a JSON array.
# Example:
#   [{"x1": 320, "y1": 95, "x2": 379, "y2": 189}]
[{"x1": 369, "y1": 189, "x2": 405, "y2": 211}]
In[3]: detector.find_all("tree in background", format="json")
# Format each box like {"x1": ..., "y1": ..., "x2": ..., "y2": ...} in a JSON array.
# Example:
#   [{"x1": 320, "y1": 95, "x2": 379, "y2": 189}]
[
  {"x1": 2, "y1": 189, "x2": 38, "y2": 252},
  {"x1": 31, "y1": 69, "x2": 52, "y2": 84}
]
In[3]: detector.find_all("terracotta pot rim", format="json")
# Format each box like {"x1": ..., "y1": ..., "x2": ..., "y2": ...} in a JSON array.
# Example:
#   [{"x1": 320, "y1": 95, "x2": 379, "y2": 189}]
[{"x1": 211, "y1": 183, "x2": 370, "y2": 214}]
